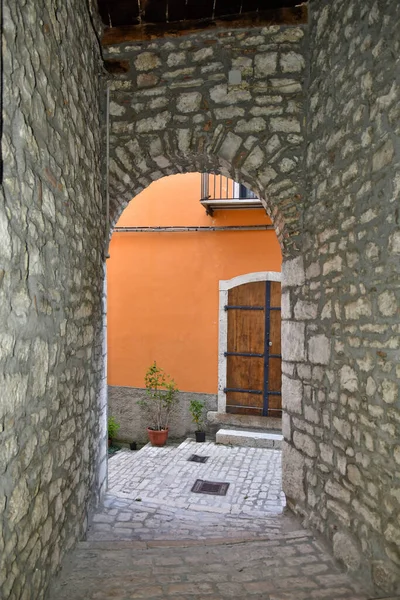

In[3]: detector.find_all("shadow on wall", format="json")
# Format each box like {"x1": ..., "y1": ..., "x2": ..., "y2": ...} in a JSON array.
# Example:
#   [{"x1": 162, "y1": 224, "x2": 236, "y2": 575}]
[{"x1": 108, "y1": 386, "x2": 217, "y2": 444}]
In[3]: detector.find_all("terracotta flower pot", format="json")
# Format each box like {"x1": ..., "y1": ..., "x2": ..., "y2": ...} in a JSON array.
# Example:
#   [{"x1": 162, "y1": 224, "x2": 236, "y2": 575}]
[{"x1": 147, "y1": 428, "x2": 169, "y2": 447}]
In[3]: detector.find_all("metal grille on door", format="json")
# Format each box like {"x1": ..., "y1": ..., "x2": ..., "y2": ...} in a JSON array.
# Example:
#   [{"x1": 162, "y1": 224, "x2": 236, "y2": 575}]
[{"x1": 224, "y1": 281, "x2": 282, "y2": 417}]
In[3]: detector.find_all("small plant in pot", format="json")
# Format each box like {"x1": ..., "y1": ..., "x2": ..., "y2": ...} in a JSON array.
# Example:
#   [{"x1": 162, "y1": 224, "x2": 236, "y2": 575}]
[
  {"x1": 189, "y1": 399, "x2": 206, "y2": 443},
  {"x1": 108, "y1": 415, "x2": 120, "y2": 447},
  {"x1": 138, "y1": 361, "x2": 179, "y2": 447}
]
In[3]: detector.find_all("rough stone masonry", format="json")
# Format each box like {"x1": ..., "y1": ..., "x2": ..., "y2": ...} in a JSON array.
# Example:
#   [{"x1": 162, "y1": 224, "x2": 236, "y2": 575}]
[
  {"x1": 104, "y1": 24, "x2": 307, "y2": 253},
  {"x1": 282, "y1": 0, "x2": 400, "y2": 593},
  {"x1": 1, "y1": 1, "x2": 106, "y2": 599},
  {"x1": 0, "y1": 0, "x2": 399, "y2": 599}
]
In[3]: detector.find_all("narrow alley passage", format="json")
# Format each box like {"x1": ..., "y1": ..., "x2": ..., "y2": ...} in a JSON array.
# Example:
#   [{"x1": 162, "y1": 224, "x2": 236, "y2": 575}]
[{"x1": 48, "y1": 441, "x2": 376, "y2": 600}]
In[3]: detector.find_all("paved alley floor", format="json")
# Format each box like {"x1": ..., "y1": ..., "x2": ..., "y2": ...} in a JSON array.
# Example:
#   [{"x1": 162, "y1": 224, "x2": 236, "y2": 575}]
[
  {"x1": 48, "y1": 439, "x2": 377, "y2": 600},
  {"x1": 108, "y1": 439, "x2": 284, "y2": 514}
]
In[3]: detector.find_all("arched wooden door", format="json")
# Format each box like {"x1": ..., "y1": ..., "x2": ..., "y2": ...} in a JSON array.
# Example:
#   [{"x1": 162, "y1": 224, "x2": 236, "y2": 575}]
[{"x1": 223, "y1": 280, "x2": 282, "y2": 417}]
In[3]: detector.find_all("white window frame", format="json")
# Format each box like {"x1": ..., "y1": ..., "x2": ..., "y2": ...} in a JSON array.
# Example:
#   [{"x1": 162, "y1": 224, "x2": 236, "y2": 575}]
[{"x1": 218, "y1": 271, "x2": 282, "y2": 413}]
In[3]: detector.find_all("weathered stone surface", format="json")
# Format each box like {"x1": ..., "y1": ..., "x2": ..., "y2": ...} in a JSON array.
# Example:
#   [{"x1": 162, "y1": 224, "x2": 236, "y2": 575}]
[
  {"x1": 308, "y1": 335, "x2": 330, "y2": 365},
  {"x1": 282, "y1": 442, "x2": 305, "y2": 502},
  {"x1": 1, "y1": 1, "x2": 106, "y2": 598},
  {"x1": 254, "y1": 52, "x2": 278, "y2": 77},
  {"x1": 282, "y1": 256, "x2": 305, "y2": 287},
  {"x1": 104, "y1": 27, "x2": 306, "y2": 253},
  {"x1": 177, "y1": 91, "x2": 202, "y2": 113},
  {"x1": 282, "y1": 322, "x2": 305, "y2": 361},
  {"x1": 3, "y1": 2, "x2": 400, "y2": 598},
  {"x1": 134, "y1": 52, "x2": 161, "y2": 71},
  {"x1": 282, "y1": 375, "x2": 302, "y2": 414},
  {"x1": 284, "y1": 0, "x2": 400, "y2": 593},
  {"x1": 333, "y1": 532, "x2": 362, "y2": 571}
]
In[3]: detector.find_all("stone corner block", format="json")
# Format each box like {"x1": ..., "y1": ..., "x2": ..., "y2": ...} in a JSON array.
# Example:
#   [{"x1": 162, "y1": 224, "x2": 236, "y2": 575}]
[
  {"x1": 282, "y1": 441, "x2": 305, "y2": 503},
  {"x1": 282, "y1": 256, "x2": 305, "y2": 287},
  {"x1": 282, "y1": 321, "x2": 305, "y2": 362},
  {"x1": 282, "y1": 374, "x2": 303, "y2": 414}
]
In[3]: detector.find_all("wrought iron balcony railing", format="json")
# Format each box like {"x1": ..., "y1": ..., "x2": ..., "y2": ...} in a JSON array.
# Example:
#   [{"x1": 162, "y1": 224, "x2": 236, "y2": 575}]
[{"x1": 200, "y1": 174, "x2": 262, "y2": 215}]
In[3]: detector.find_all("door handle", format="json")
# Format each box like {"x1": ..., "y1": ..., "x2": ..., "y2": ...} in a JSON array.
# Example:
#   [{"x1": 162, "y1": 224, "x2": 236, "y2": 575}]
[{"x1": 268, "y1": 341, "x2": 272, "y2": 347}]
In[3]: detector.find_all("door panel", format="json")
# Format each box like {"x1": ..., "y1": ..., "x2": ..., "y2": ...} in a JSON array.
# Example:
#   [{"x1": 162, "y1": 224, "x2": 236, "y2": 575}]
[
  {"x1": 226, "y1": 282, "x2": 265, "y2": 414},
  {"x1": 227, "y1": 355, "x2": 264, "y2": 392},
  {"x1": 224, "y1": 279, "x2": 282, "y2": 418}
]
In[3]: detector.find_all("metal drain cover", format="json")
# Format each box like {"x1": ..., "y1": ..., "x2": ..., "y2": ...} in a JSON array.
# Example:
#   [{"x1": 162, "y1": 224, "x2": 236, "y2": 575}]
[
  {"x1": 188, "y1": 454, "x2": 209, "y2": 464},
  {"x1": 191, "y1": 479, "x2": 230, "y2": 496}
]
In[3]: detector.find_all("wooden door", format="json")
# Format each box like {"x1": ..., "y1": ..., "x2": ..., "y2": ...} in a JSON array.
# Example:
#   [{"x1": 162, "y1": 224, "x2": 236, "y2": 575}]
[{"x1": 225, "y1": 281, "x2": 282, "y2": 417}]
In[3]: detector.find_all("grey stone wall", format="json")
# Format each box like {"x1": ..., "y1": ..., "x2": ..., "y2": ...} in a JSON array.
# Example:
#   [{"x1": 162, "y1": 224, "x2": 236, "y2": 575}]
[
  {"x1": 109, "y1": 386, "x2": 217, "y2": 444},
  {"x1": 104, "y1": 25, "x2": 307, "y2": 255},
  {"x1": 282, "y1": 0, "x2": 400, "y2": 593},
  {"x1": 0, "y1": 1, "x2": 106, "y2": 599}
]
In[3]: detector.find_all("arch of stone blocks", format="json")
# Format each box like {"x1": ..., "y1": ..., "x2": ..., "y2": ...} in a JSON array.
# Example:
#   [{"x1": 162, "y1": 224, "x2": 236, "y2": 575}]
[
  {"x1": 105, "y1": 24, "x2": 307, "y2": 256},
  {"x1": 108, "y1": 138, "x2": 300, "y2": 255}
]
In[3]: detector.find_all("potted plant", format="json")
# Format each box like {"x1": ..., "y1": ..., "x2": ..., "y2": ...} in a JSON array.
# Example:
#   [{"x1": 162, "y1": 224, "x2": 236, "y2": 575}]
[
  {"x1": 138, "y1": 361, "x2": 179, "y2": 446},
  {"x1": 189, "y1": 399, "x2": 206, "y2": 443},
  {"x1": 108, "y1": 415, "x2": 120, "y2": 447}
]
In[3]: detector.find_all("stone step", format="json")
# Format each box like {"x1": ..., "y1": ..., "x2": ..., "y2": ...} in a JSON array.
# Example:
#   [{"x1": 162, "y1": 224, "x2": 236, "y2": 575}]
[
  {"x1": 216, "y1": 428, "x2": 283, "y2": 449},
  {"x1": 207, "y1": 410, "x2": 282, "y2": 431}
]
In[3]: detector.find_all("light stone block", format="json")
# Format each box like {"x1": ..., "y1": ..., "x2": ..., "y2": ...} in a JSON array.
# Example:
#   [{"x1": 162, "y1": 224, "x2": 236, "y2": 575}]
[
  {"x1": 333, "y1": 532, "x2": 361, "y2": 571},
  {"x1": 134, "y1": 52, "x2": 161, "y2": 71},
  {"x1": 282, "y1": 321, "x2": 305, "y2": 361},
  {"x1": 280, "y1": 51, "x2": 305, "y2": 73},
  {"x1": 308, "y1": 334, "x2": 330, "y2": 365},
  {"x1": 293, "y1": 431, "x2": 317, "y2": 457},
  {"x1": 344, "y1": 298, "x2": 372, "y2": 319},
  {"x1": 282, "y1": 442, "x2": 305, "y2": 502},
  {"x1": 282, "y1": 256, "x2": 305, "y2": 287},
  {"x1": 217, "y1": 132, "x2": 242, "y2": 162},
  {"x1": 294, "y1": 300, "x2": 318, "y2": 320},
  {"x1": 254, "y1": 52, "x2": 278, "y2": 77},
  {"x1": 378, "y1": 290, "x2": 397, "y2": 316},
  {"x1": 282, "y1": 375, "x2": 302, "y2": 414},
  {"x1": 389, "y1": 231, "x2": 400, "y2": 254},
  {"x1": 177, "y1": 92, "x2": 202, "y2": 113}
]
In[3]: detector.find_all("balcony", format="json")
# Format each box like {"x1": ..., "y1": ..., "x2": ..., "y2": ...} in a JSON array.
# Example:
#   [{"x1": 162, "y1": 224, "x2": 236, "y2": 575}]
[{"x1": 200, "y1": 174, "x2": 262, "y2": 216}]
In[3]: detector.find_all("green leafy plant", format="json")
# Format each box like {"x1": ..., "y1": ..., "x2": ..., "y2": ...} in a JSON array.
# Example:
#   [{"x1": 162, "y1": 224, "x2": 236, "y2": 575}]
[
  {"x1": 108, "y1": 415, "x2": 120, "y2": 440},
  {"x1": 138, "y1": 361, "x2": 179, "y2": 431},
  {"x1": 189, "y1": 399, "x2": 205, "y2": 432}
]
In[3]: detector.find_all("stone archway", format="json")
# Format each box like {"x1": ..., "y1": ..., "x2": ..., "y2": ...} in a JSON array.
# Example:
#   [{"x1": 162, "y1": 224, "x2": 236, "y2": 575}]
[
  {"x1": 104, "y1": 23, "x2": 307, "y2": 535},
  {"x1": 105, "y1": 24, "x2": 306, "y2": 256}
]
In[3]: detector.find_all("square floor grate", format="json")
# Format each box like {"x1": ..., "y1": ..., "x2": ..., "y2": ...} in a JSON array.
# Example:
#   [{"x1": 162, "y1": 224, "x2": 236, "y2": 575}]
[
  {"x1": 191, "y1": 479, "x2": 230, "y2": 496},
  {"x1": 188, "y1": 454, "x2": 209, "y2": 464}
]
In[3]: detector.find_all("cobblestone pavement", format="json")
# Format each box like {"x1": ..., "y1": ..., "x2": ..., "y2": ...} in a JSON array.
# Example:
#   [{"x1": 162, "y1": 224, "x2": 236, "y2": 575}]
[
  {"x1": 88, "y1": 439, "x2": 284, "y2": 542},
  {"x1": 48, "y1": 440, "x2": 377, "y2": 600},
  {"x1": 107, "y1": 439, "x2": 285, "y2": 516}
]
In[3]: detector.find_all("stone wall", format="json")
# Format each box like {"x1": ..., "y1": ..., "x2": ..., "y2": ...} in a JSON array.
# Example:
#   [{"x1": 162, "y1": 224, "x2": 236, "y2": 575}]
[
  {"x1": 109, "y1": 386, "x2": 217, "y2": 444},
  {"x1": 0, "y1": 2, "x2": 106, "y2": 599},
  {"x1": 282, "y1": 0, "x2": 400, "y2": 593},
  {"x1": 104, "y1": 25, "x2": 307, "y2": 254}
]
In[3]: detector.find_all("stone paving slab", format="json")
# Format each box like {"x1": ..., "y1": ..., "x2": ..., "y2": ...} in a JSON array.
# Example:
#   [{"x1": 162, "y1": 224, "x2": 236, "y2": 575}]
[
  {"x1": 48, "y1": 535, "x2": 374, "y2": 600},
  {"x1": 87, "y1": 493, "x2": 297, "y2": 542},
  {"x1": 107, "y1": 439, "x2": 285, "y2": 517}
]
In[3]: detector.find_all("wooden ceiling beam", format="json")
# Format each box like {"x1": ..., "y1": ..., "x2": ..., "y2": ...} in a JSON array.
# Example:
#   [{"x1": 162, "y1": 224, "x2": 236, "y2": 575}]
[{"x1": 102, "y1": 4, "x2": 308, "y2": 46}]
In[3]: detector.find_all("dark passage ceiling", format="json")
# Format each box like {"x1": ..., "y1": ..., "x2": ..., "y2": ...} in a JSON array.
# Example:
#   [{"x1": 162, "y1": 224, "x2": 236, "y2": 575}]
[{"x1": 98, "y1": 0, "x2": 304, "y2": 28}]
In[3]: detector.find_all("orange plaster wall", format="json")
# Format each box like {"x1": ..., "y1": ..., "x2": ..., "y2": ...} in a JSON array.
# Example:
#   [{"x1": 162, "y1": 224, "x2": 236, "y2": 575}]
[{"x1": 107, "y1": 173, "x2": 282, "y2": 394}]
